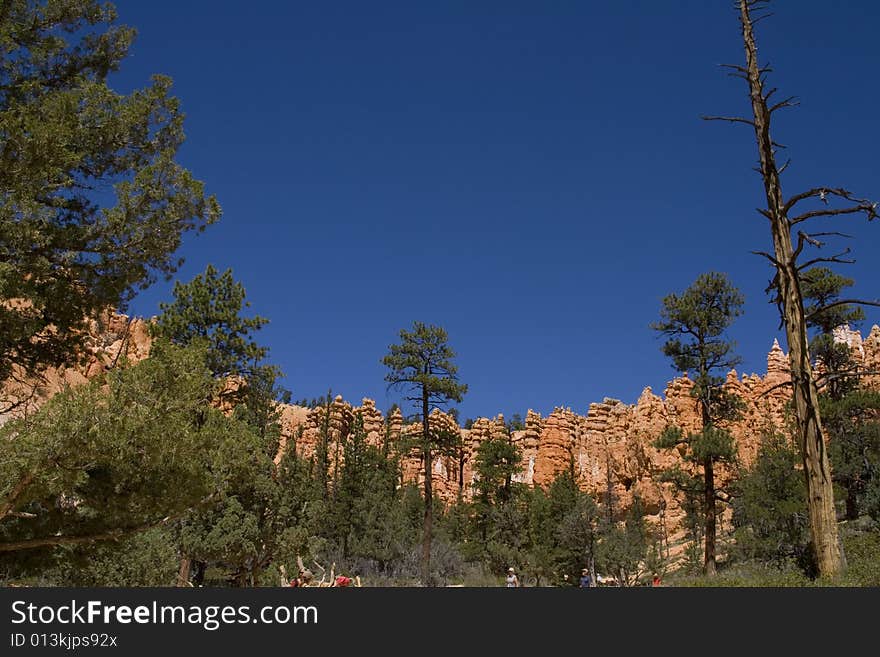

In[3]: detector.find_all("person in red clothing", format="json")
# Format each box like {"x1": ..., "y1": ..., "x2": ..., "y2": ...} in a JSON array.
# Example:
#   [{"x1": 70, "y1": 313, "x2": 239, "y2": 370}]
[{"x1": 652, "y1": 573, "x2": 662, "y2": 587}]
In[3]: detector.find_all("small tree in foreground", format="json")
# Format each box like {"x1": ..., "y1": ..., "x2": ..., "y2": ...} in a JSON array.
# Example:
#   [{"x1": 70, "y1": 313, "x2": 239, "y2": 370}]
[
  {"x1": 731, "y1": 428, "x2": 809, "y2": 569},
  {"x1": 382, "y1": 322, "x2": 467, "y2": 586},
  {"x1": 596, "y1": 496, "x2": 651, "y2": 586}
]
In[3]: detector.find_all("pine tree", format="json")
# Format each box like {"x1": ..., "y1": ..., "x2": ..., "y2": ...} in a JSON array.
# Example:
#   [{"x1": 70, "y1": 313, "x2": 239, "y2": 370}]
[
  {"x1": 802, "y1": 268, "x2": 865, "y2": 399},
  {"x1": 0, "y1": 0, "x2": 219, "y2": 406},
  {"x1": 652, "y1": 272, "x2": 744, "y2": 575},
  {"x1": 596, "y1": 496, "x2": 650, "y2": 586},
  {"x1": 382, "y1": 322, "x2": 467, "y2": 586},
  {"x1": 731, "y1": 428, "x2": 809, "y2": 568},
  {"x1": 801, "y1": 268, "x2": 880, "y2": 521},
  {"x1": 0, "y1": 341, "x2": 219, "y2": 557},
  {"x1": 473, "y1": 435, "x2": 522, "y2": 506},
  {"x1": 152, "y1": 266, "x2": 296, "y2": 585},
  {"x1": 154, "y1": 265, "x2": 269, "y2": 380}
]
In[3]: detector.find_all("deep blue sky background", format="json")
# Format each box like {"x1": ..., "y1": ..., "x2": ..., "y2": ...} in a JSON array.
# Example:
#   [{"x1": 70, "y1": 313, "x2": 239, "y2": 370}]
[{"x1": 112, "y1": 1, "x2": 880, "y2": 421}]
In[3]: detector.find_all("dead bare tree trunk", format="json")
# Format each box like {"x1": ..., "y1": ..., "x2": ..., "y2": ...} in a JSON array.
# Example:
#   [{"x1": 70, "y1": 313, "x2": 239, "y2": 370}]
[
  {"x1": 712, "y1": 0, "x2": 878, "y2": 577},
  {"x1": 737, "y1": 0, "x2": 842, "y2": 578}
]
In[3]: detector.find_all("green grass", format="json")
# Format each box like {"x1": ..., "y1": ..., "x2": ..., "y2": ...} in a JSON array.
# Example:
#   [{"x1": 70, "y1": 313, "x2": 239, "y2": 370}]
[{"x1": 666, "y1": 527, "x2": 880, "y2": 587}]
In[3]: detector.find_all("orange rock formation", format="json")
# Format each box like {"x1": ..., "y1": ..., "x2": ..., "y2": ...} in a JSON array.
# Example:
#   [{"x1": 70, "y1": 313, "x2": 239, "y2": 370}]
[{"x1": 5, "y1": 312, "x2": 879, "y2": 546}]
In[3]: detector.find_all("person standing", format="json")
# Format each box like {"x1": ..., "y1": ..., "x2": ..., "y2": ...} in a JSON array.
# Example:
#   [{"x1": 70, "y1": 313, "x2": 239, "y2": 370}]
[
  {"x1": 579, "y1": 568, "x2": 593, "y2": 588},
  {"x1": 506, "y1": 567, "x2": 520, "y2": 588}
]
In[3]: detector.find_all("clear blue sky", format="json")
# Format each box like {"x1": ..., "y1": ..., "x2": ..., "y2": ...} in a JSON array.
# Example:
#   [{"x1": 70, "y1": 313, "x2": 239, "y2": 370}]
[{"x1": 113, "y1": 1, "x2": 880, "y2": 421}]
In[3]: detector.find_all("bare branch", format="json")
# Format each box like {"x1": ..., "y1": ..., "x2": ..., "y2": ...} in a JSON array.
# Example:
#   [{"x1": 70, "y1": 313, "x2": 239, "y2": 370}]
[
  {"x1": 769, "y1": 96, "x2": 798, "y2": 113},
  {"x1": 791, "y1": 203, "x2": 878, "y2": 225},
  {"x1": 805, "y1": 299, "x2": 880, "y2": 322},
  {"x1": 0, "y1": 513, "x2": 180, "y2": 553},
  {"x1": 702, "y1": 115, "x2": 756, "y2": 127},
  {"x1": 796, "y1": 251, "x2": 856, "y2": 272},
  {"x1": 792, "y1": 232, "x2": 851, "y2": 261},
  {"x1": 751, "y1": 11, "x2": 775, "y2": 26},
  {"x1": 801, "y1": 231, "x2": 853, "y2": 240},
  {"x1": 718, "y1": 61, "x2": 750, "y2": 80},
  {"x1": 784, "y1": 188, "x2": 878, "y2": 224},
  {"x1": 751, "y1": 250, "x2": 782, "y2": 267},
  {"x1": 758, "y1": 380, "x2": 793, "y2": 399},
  {"x1": 785, "y1": 187, "x2": 857, "y2": 213},
  {"x1": 815, "y1": 370, "x2": 880, "y2": 389}
]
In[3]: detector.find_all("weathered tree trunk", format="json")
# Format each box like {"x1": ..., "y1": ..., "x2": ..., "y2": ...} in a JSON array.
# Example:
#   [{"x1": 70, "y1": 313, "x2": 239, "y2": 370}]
[
  {"x1": 703, "y1": 459, "x2": 717, "y2": 576},
  {"x1": 421, "y1": 385, "x2": 433, "y2": 586},
  {"x1": 177, "y1": 557, "x2": 192, "y2": 587},
  {"x1": 699, "y1": 387, "x2": 718, "y2": 576},
  {"x1": 738, "y1": 0, "x2": 843, "y2": 577}
]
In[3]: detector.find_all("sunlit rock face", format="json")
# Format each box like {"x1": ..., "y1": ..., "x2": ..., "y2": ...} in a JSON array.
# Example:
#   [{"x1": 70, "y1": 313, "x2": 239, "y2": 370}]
[
  {"x1": 0, "y1": 311, "x2": 152, "y2": 425},
  {"x1": 5, "y1": 311, "x2": 878, "y2": 546}
]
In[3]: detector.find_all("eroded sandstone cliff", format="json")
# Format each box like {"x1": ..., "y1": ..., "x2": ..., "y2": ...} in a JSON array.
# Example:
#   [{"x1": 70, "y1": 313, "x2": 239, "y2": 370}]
[
  {"x1": 271, "y1": 325, "x2": 880, "y2": 546},
  {"x1": 5, "y1": 312, "x2": 879, "y2": 546}
]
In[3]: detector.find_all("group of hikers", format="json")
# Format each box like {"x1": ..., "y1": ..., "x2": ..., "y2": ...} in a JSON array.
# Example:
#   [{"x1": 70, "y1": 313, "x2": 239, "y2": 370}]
[
  {"x1": 505, "y1": 567, "x2": 662, "y2": 587},
  {"x1": 281, "y1": 562, "x2": 661, "y2": 587}
]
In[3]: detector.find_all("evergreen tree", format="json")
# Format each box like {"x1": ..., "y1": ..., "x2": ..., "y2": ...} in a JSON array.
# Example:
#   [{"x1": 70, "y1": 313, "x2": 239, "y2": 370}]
[
  {"x1": 462, "y1": 436, "x2": 525, "y2": 570},
  {"x1": 153, "y1": 266, "x2": 297, "y2": 585},
  {"x1": 802, "y1": 267, "x2": 865, "y2": 398},
  {"x1": 801, "y1": 267, "x2": 880, "y2": 520},
  {"x1": 822, "y1": 390, "x2": 880, "y2": 521},
  {"x1": 550, "y1": 475, "x2": 599, "y2": 585},
  {"x1": 175, "y1": 425, "x2": 312, "y2": 586},
  {"x1": 0, "y1": 341, "x2": 219, "y2": 558},
  {"x1": 153, "y1": 265, "x2": 269, "y2": 380},
  {"x1": 507, "y1": 413, "x2": 525, "y2": 432},
  {"x1": 731, "y1": 429, "x2": 809, "y2": 569},
  {"x1": 524, "y1": 472, "x2": 598, "y2": 586},
  {"x1": 473, "y1": 435, "x2": 522, "y2": 506},
  {"x1": 0, "y1": 0, "x2": 219, "y2": 401},
  {"x1": 56, "y1": 527, "x2": 179, "y2": 587},
  {"x1": 344, "y1": 436, "x2": 407, "y2": 573},
  {"x1": 652, "y1": 271, "x2": 744, "y2": 575},
  {"x1": 596, "y1": 496, "x2": 651, "y2": 586},
  {"x1": 382, "y1": 322, "x2": 467, "y2": 586}
]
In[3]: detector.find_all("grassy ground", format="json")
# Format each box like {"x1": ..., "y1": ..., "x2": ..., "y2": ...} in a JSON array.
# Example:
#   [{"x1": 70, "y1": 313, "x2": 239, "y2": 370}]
[{"x1": 666, "y1": 528, "x2": 880, "y2": 587}]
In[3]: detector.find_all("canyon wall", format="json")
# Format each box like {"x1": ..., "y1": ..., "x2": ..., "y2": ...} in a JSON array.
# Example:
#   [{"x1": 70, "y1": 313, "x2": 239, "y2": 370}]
[
  {"x1": 5, "y1": 311, "x2": 880, "y2": 543},
  {"x1": 282, "y1": 325, "x2": 880, "y2": 544},
  {"x1": 0, "y1": 311, "x2": 152, "y2": 424}
]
